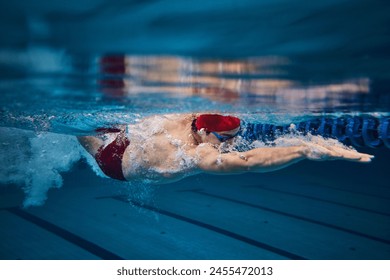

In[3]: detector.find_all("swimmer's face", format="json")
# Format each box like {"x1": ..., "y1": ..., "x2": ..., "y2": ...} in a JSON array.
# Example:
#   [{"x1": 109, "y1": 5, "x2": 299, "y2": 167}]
[{"x1": 197, "y1": 127, "x2": 239, "y2": 145}]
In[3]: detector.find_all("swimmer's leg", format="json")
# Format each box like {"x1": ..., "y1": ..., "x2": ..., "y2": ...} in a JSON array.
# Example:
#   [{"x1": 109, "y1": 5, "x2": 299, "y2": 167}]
[
  {"x1": 77, "y1": 136, "x2": 103, "y2": 156},
  {"x1": 77, "y1": 126, "x2": 126, "y2": 156}
]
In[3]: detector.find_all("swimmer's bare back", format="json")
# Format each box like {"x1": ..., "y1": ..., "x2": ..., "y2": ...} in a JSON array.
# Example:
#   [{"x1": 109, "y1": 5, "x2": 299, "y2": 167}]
[{"x1": 78, "y1": 113, "x2": 374, "y2": 182}]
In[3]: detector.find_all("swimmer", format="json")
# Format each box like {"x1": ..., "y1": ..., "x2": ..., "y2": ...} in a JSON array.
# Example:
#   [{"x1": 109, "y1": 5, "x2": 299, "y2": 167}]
[{"x1": 78, "y1": 113, "x2": 374, "y2": 182}]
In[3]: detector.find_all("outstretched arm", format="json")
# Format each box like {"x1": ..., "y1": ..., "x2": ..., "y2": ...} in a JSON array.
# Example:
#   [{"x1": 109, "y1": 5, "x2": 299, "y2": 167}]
[{"x1": 194, "y1": 139, "x2": 374, "y2": 174}]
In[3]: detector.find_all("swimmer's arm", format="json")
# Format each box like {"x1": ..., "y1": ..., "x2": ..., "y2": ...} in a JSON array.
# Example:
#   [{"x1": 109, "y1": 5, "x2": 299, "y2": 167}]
[
  {"x1": 195, "y1": 144, "x2": 373, "y2": 174},
  {"x1": 196, "y1": 146, "x2": 306, "y2": 173}
]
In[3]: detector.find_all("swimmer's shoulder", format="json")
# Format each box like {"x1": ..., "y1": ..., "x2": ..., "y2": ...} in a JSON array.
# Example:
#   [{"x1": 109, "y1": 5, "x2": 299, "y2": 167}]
[{"x1": 162, "y1": 113, "x2": 194, "y2": 120}]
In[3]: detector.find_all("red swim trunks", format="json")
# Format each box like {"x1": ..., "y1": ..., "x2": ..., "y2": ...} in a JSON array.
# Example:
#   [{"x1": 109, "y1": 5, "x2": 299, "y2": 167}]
[{"x1": 95, "y1": 131, "x2": 130, "y2": 181}]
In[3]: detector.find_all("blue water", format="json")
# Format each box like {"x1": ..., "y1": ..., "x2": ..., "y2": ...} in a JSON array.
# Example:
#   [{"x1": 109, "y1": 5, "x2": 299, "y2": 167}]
[{"x1": 0, "y1": 0, "x2": 390, "y2": 260}]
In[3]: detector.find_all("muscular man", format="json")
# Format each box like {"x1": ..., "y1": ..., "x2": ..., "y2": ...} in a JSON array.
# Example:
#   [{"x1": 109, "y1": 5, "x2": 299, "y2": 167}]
[{"x1": 78, "y1": 113, "x2": 373, "y2": 182}]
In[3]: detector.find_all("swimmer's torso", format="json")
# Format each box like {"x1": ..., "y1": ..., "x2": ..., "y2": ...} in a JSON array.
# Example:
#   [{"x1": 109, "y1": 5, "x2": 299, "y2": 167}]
[{"x1": 121, "y1": 114, "x2": 199, "y2": 180}]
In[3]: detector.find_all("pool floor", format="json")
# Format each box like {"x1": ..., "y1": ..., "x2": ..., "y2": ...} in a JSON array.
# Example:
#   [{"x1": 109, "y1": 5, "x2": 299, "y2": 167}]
[{"x1": 1, "y1": 148, "x2": 390, "y2": 260}]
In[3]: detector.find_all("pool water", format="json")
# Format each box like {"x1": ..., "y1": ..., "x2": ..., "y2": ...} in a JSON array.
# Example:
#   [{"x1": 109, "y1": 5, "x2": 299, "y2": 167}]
[{"x1": 0, "y1": 0, "x2": 390, "y2": 260}]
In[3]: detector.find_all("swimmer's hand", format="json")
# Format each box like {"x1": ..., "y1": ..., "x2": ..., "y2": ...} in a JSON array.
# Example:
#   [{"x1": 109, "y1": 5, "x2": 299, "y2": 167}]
[{"x1": 302, "y1": 136, "x2": 374, "y2": 163}]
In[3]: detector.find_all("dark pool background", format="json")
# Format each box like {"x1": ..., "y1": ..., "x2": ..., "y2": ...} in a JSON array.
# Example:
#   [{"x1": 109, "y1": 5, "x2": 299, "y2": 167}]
[{"x1": 0, "y1": 0, "x2": 390, "y2": 259}]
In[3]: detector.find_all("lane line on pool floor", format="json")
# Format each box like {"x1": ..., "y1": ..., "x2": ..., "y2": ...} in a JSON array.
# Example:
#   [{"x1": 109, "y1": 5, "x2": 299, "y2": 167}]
[
  {"x1": 101, "y1": 195, "x2": 306, "y2": 260},
  {"x1": 187, "y1": 189, "x2": 390, "y2": 245},
  {"x1": 5, "y1": 207, "x2": 124, "y2": 260},
  {"x1": 242, "y1": 184, "x2": 390, "y2": 217}
]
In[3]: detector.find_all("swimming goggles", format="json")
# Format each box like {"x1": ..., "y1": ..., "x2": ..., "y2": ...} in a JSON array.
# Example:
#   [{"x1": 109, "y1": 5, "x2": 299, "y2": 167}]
[{"x1": 211, "y1": 131, "x2": 239, "y2": 142}]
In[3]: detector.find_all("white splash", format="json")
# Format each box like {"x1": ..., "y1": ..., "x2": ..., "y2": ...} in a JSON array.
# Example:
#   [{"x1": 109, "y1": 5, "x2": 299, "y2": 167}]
[{"x1": 0, "y1": 127, "x2": 83, "y2": 207}]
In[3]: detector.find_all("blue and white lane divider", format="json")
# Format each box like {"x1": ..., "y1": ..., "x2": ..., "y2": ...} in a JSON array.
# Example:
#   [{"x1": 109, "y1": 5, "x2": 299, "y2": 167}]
[{"x1": 240, "y1": 117, "x2": 390, "y2": 149}]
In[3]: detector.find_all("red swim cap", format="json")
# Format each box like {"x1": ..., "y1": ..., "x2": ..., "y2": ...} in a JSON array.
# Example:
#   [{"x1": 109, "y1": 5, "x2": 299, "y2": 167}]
[{"x1": 195, "y1": 114, "x2": 240, "y2": 132}]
